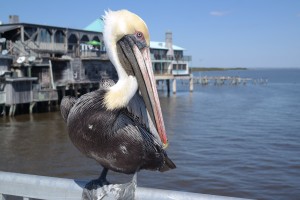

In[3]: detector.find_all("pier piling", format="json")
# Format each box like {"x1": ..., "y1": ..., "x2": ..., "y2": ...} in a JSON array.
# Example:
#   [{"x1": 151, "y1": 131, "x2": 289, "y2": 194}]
[
  {"x1": 166, "y1": 80, "x2": 170, "y2": 95},
  {"x1": 189, "y1": 75, "x2": 193, "y2": 92},
  {"x1": 172, "y1": 79, "x2": 177, "y2": 94}
]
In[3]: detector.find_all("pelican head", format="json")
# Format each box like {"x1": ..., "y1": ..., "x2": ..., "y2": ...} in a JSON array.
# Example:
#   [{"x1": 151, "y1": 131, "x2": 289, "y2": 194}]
[{"x1": 103, "y1": 10, "x2": 168, "y2": 147}]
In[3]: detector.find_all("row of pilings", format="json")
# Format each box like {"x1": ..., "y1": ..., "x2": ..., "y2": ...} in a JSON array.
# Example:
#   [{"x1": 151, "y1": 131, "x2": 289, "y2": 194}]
[{"x1": 193, "y1": 76, "x2": 268, "y2": 86}]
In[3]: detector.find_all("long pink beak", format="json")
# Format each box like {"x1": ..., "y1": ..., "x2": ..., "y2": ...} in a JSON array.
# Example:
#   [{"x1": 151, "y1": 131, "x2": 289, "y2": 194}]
[{"x1": 132, "y1": 45, "x2": 168, "y2": 148}]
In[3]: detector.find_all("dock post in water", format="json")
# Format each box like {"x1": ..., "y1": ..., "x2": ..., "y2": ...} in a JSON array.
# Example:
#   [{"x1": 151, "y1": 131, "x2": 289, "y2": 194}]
[
  {"x1": 166, "y1": 79, "x2": 170, "y2": 95},
  {"x1": 172, "y1": 78, "x2": 176, "y2": 94},
  {"x1": 189, "y1": 74, "x2": 193, "y2": 92},
  {"x1": 1, "y1": 105, "x2": 6, "y2": 116},
  {"x1": 8, "y1": 104, "x2": 16, "y2": 117},
  {"x1": 29, "y1": 102, "x2": 36, "y2": 114}
]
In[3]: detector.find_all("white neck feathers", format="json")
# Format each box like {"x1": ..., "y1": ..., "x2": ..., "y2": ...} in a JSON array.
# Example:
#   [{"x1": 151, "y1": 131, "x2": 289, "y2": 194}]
[
  {"x1": 104, "y1": 76, "x2": 138, "y2": 110},
  {"x1": 102, "y1": 10, "x2": 139, "y2": 110}
]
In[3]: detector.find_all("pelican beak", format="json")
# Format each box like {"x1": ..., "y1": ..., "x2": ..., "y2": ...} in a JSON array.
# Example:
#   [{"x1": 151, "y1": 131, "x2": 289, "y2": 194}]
[{"x1": 117, "y1": 36, "x2": 168, "y2": 148}]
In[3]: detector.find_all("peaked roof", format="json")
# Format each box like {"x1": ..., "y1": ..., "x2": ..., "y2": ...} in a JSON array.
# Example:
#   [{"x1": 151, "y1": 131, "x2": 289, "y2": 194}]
[
  {"x1": 150, "y1": 41, "x2": 185, "y2": 51},
  {"x1": 84, "y1": 18, "x2": 104, "y2": 32}
]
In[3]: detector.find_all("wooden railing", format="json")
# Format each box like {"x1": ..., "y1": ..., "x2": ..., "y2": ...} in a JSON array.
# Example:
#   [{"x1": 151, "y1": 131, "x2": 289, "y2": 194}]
[
  {"x1": 32, "y1": 89, "x2": 58, "y2": 102},
  {"x1": 151, "y1": 54, "x2": 192, "y2": 62},
  {"x1": 27, "y1": 41, "x2": 66, "y2": 52}
]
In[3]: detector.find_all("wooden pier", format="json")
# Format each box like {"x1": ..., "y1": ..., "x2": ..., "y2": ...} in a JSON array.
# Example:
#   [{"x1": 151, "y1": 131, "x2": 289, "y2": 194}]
[{"x1": 155, "y1": 74, "x2": 193, "y2": 94}]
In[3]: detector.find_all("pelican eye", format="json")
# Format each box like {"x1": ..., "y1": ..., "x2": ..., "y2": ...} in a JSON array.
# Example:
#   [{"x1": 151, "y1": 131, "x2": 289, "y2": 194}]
[{"x1": 135, "y1": 31, "x2": 144, "y2": 40}]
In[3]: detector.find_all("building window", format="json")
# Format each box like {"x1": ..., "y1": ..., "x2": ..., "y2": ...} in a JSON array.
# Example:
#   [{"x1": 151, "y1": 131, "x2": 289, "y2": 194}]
[
  {"x1": 92, "y1": 36, "x2": 100, "y2": 42},
  {"x1": 68, "y1": 34, "x2": 78, "y2": 50},
  {"x1": 55, "y1": 30, "x2": 65, "y2": 43},
  {"x1": 173, "y1": 64, "x2": 186, "y2": 70},
  {"x1": 68, "y1": 34, "x2": 78, "y2": 44},
  {"x1": 150, "y1": 49, "x2": 168, "y2": 60},
  {"x1": 80, "y1": 35, "x2": 89, "y2": 43},
  {"x1": 39, "y1": 28, "x2": 51, "y2": 43}
]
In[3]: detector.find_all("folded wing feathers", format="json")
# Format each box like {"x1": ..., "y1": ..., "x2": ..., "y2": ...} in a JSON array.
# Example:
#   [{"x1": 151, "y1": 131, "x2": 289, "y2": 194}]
[
  {"x1": 127, "y1": 93, "x2": 163, "y2": 146},
  {"x1": 60, "y1": 96, "x2": 77, "y2": 122}
]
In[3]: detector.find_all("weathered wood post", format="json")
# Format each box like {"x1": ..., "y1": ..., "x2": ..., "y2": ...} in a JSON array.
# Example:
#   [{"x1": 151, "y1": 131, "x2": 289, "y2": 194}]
[
  {"x1": 29, "y1": 102, "x2": 36, "y2": 114},
  {"x1": 172, "y1": 78, "x2": 176, "y2": 94},
  {"x1": 189, "y1": 74, "x2": 193, "y2": 92},
  {"x1": 48, "y1": 101, "x2": 52, "y2": 112},
  {"x1": 9, "y1": 104, "x2": 16, "y2": 117},
  {"x1": 48, "y1": 60, "x2": 55, "y2": 89},
  {"x1": 2, "y1": 105, "x2": 6, "y2": 116},
  {"x1": 166, "y1": 80, "x2": 170, "y2": 95}
]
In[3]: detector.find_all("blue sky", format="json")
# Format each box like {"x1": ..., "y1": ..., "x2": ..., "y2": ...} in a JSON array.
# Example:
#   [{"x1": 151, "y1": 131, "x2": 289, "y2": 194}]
[{"x1": 1, "y1": 0, "x2": 300, "y2": 68}]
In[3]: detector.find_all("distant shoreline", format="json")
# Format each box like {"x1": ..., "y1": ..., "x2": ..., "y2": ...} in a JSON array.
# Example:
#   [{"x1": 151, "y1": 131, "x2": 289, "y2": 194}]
[{"x1": 190, "y1": 67, "x2": 247, "y2": 72}]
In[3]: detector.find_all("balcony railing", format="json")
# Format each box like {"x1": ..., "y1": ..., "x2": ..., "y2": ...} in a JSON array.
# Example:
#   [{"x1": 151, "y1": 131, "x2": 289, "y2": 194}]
[
  {"x1": 153, "y1": 69, "x2": 172, "y2": 75},
  {"x1": 26, "y1": 41, "x2": 66, "y2": 53},
  {"x1": 32, "y1": 89, "x2": 58, "y2": 102},
  {"x1": 80, "y1": 50, "x2": 108, "y2": 59},
  {"x1": 151, "y1": 54, "x2": 192, "y2": 62}
]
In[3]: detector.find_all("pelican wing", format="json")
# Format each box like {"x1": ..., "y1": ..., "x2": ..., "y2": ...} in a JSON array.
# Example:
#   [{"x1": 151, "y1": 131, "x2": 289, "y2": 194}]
[
  {"x1": 60, "y1": 79, "x2": 115, "y2": 123},
  {"x1": 60, "y1": 96, "x2": 77, "y2": 122},
  {"x1": 112, "y1": 106, "x2": 174, "y2": 172},
  {"x1": 112, "y1": 112, "x2": 165, "y2": 172},
  {"x1": 126, "y1": 93, "x2": 163, "y2": 147}
]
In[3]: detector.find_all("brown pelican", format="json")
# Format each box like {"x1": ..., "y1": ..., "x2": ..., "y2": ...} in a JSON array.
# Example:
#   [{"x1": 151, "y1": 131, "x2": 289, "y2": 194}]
[{"x1": 61, "y1": 10, "x2": 175, "y2": 186}]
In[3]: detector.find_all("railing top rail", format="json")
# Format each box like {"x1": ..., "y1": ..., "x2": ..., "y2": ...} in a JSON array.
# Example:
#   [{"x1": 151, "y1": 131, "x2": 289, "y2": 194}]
[{"x1": 0, "y1": 171, "x2": 251, "y2": 200}]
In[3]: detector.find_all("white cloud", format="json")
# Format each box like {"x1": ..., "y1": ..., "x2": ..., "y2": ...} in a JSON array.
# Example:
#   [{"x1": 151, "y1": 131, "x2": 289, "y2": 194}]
[{"x1": 210, "y1": 11, "x2": 230, "y2": 17}]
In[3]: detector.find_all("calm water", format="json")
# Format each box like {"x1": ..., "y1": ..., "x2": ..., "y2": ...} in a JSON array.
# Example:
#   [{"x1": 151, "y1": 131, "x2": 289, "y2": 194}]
[{"x1": 1, "y1": 68, "x2": 300, "y2": 200}]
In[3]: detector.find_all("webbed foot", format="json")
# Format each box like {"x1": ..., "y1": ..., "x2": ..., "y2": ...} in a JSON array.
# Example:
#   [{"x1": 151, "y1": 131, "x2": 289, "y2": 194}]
[
  {"x1": 84, "y1": 178, "x2": 110, "y2": 190},
  {"x1": 84, "y1": 168, "x2": 110, "y2": 190}
]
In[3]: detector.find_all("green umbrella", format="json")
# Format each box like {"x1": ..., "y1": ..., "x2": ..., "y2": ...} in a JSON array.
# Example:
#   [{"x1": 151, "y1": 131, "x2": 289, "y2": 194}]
[{"x1": 87, "y1": 40, "x2": 101, "y2": 46}]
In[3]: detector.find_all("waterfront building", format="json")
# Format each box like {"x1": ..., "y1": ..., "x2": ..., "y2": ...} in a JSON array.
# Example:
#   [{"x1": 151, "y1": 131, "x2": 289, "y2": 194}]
[
  {"x1": 151, "y1": 32, "x2": 191, "y2": 76},
  {"x1": 0, "y1": 16, "x2": 192, "y2": 115}
]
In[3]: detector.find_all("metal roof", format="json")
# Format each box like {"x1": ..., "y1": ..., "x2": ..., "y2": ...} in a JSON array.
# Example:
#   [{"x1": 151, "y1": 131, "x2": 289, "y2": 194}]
[
  {"x1": 150, "y1": 41, "x2": 168, "y2": 50},
  {"x1": 150, "y1": 41, "x2": 185, "y2": 51},
  {"x1": 172, "y1": 44, "x2": 186, "y2": 51},
  {"x1": 0, "y1": 24, "x2": 20, "y2": 33},
  {"x1": 84, "y1": 18, "x2": 104, "y2": 32}
]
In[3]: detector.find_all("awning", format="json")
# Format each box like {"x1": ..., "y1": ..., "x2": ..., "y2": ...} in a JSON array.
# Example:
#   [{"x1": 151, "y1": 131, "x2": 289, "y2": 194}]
[
  {"x1": 0, "y1": 25, "x2": 20, "y2": 33},
  {"x1": 86, "y1": 40, "x2": 101, "y2": 46}
]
